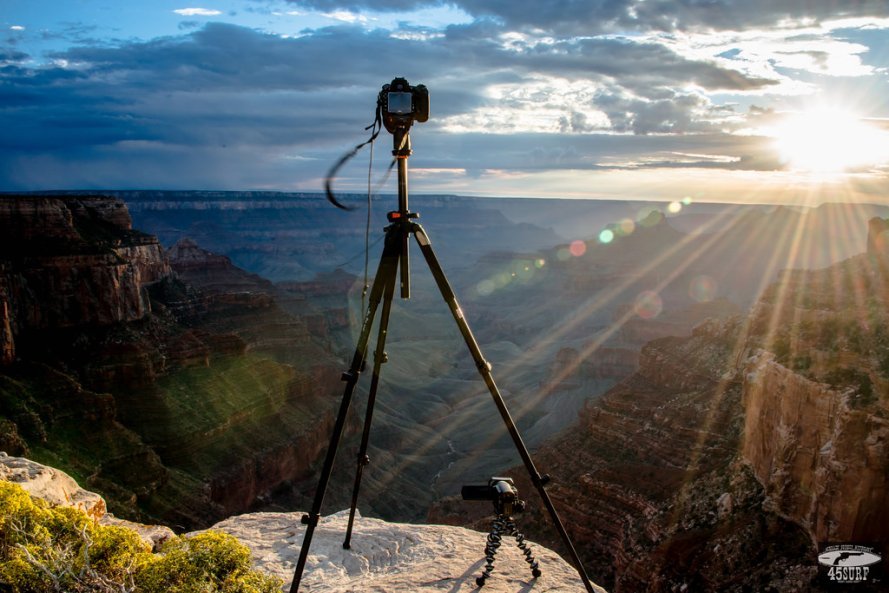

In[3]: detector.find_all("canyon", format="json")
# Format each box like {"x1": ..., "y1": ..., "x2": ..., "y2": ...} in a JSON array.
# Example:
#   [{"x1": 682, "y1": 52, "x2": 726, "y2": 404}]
[
  {"x1": 0, "y1": 195, "x2": 346, "y2": 529},
  {"x1": 432, "y1": 221, "x2": 889, "y2": 591},
  {"x1": 1, "y1": 193, "x2": 887, "y2": 592}
]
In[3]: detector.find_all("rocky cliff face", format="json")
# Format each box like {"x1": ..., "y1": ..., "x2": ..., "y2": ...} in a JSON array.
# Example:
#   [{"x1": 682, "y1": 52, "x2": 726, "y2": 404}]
[
  {"x1": 525, "y1": 318, "x2": 800, "y2": 592},
  {"x1": 742, "y1": 352, "x2": 889, "y2": 547},
  {"x1": 460, "y1": 317, "x2": 821, "y2": 593},
  {"x1": 739, "y1": 251, "x2": 889, "y2": 555},
  {"x1": 0, "y1": 196, "x2": 169, "y2": 359},
  {"x1": 435, "y1": 242, "x2": 889, "y2": 592},
  {"x1": 0, "y1": 195, "x2": 348, "y2": 531},
  {"x1": 867, "y1": 216, "x2": 889, "y2": 255}
]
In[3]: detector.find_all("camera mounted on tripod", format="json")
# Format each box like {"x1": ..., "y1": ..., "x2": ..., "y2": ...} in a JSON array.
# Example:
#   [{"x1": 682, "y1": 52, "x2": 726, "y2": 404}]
[
  {"x1": 379, "y1": 77, "x2": 429, "y2": 135},
  {"x1": 291, "y1": 77, "x2": 597, "y2": 593},
  {"x1": 462, "y1": 477, "x2": 527, "y2": 517}
]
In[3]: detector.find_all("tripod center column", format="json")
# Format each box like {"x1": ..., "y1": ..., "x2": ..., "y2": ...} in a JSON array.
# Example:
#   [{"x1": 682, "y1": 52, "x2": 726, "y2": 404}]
[{"x1": 393, "y1": 128, "x2": 412, "y2": 216}]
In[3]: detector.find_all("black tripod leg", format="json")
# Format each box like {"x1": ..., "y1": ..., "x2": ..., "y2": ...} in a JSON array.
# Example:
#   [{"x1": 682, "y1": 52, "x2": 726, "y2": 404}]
[
  {"x1": 288, "y1": 232, "x2": 402, "y2": 593},
  {"x1": 343, "y1": 266, "x2": 397, "y2": 549},
  {"x1": 411, "y1": 224, "x2": 597, "y2": 593}
]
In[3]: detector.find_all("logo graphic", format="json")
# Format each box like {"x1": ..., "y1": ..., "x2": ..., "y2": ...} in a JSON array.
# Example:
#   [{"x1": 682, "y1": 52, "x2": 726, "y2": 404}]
[{"x1": 819, "y1": 544, "x2": 883, "y2": 586}]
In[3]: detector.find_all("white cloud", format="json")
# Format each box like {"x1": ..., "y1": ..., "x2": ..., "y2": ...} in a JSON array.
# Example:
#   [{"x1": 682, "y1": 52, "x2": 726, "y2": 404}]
[
  {"x1": 10, "y1": 25, "x2": 25, "y2": 31},
  {"x1": 173, "y1": 8, "x2": 223, "y2": 17},
  {"x1": 322, "y1": 10, "x2": 369, "y2": 24}
]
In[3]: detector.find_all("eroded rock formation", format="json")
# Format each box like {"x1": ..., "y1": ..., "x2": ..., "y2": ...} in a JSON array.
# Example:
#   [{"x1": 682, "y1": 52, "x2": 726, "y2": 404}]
[
  {"x1": 436, "y1": 242, "x2": 889, "y2": 592},
  {"x1": 0, "y1": 196, "x2": 347, "y2": 531},
  {"x1": 742, "y1": 351, "x2": 889, "y2": 546},
  {"x1": 0, "y1": 196, "x2": 169, "y2": 359}
]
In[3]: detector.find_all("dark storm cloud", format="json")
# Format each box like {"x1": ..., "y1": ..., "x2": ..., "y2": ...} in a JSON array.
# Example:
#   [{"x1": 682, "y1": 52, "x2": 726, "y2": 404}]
[
  {"x1": 595, "y1": 91, "x2": 717, "y2": 134},
  {"x1": 286, "y1": 0, "x2": 889, "y2": 33},
  {"x1": 0, "y1": 12, "x2": 804, "y2": 189},
  {"x1": 0, "y1": 50, "x2": 29, "y2": 64},
  {"x1": 0, "y1": 24, "x2": 456, "y2": 152},
  {"x1": 500, "y1": 36, "x2": 776, "y2": 95},
  {"x1": 0, "y1": 21, "x2": 770, "y2": 152}
]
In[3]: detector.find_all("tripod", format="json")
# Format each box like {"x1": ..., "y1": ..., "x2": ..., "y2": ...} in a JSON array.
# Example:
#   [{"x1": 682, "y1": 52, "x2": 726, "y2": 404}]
[
  {"x1": 477, "y1": 512, "x2": 541, "y2": 587},
  {"x1": 288, "y1": 128, "x2": 596, "y2": 593}
]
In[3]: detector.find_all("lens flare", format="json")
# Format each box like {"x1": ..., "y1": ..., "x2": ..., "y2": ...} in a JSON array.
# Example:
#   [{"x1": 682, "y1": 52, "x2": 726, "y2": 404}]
[
  {"x1": 477, "y1": 279, "x2": 495, "y2": 296},
  {"x1": 689, "y1": 275, "x2": 717, "y2": 302},
  {"x1": 616, "y1": 218, "x2": 635, "y2": 236},
  {"x1": 570, "y1": 240, "x2": 587, "y2": 256},
  {"x1": 634, "y1": 291, "x2": 663, "y2": 319},
  {"x1": 598, "y1": 229, "x2": 614, "y2": 244},
  {"x1": 637, "y1": 208, "x2": 663, "y2": 227}
]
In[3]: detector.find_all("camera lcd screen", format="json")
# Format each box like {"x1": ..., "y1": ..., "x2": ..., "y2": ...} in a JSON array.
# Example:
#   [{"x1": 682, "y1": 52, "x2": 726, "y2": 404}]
[{"x1": 387, "y1": 91, "x2": 413, "y2": 114}]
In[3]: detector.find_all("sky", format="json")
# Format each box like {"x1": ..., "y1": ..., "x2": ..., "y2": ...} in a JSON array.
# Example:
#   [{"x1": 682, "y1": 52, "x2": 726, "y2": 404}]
[{"x1": 3, "y1": 0, "x2": 889, "y2": 205}]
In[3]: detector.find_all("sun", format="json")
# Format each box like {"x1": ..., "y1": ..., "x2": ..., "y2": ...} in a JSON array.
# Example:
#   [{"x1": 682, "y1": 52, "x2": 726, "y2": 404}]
[{"x1": 769, "y1": 107, "x2": 889, "y2": 173}]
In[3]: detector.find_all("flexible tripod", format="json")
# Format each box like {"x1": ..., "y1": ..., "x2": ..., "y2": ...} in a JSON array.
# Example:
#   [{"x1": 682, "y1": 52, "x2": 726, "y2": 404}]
[
  {"x1": 477, "y1": 512, "x2": 541, "y2": 587},
  {"x1": 288, "y1": 127, "x2": 596, "y2": 593}
]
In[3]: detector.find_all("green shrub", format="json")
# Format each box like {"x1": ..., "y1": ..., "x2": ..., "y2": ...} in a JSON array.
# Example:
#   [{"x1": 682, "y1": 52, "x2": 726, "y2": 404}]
[
  {"x1": 135, "y1": 531, "x2": 281, "y2": 593},
  {"x1": 0, "y1": 481, "x2": 282, "y2": 593}
]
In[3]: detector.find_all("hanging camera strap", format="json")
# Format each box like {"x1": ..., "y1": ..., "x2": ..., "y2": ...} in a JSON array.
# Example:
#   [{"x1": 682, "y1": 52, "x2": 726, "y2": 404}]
[{"x1": 325, "y1": 104, "x2": 386, "y2": 211}]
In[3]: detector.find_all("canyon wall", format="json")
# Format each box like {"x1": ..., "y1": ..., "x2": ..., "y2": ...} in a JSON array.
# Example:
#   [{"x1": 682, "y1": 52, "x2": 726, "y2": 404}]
[
  {"x1": 0, "y1": 196, "x2": 169, "y2": 358},
  {"x1": 0, "y1": 195, "x2": 347, "y2": 531},
  {"x1": 436, "y1": 242, "x2": 889, "y2": 592},
  {"x1": 742, "y1": 351, "x2": 889, "y2": 546}
]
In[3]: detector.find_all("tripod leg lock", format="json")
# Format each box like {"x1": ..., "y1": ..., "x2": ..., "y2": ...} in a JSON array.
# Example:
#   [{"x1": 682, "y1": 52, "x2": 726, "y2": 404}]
[
  {"x1": 301, "y1": 513, "x2": 320, "y2": 527},
  {"x1": 476, "y1": 360, "x2": 492, "y2": 372},
  {"x1": 532, "y1": 473, "x2": 552, "y2": 488}
]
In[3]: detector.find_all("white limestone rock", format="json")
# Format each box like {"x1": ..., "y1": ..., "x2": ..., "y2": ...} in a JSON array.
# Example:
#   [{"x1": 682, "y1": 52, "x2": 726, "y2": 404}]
[
  {"x1": 0, "y1": 451, "x2": 106, "y2": 519},
  {"x1": 1, "y1": 454, "x2": 605, "y2": 591},
  {"x1": 0, "y1": 452, "x2": 174, "y2": 551},
  {"x1": 199, "y1": 509, "x2": 606, "y2": 592}
]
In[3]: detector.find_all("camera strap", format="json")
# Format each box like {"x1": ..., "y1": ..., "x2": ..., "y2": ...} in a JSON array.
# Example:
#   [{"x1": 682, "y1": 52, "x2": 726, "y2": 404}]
[{"x1": 325, "y1": 105, "x2": 386, "y2": 211}]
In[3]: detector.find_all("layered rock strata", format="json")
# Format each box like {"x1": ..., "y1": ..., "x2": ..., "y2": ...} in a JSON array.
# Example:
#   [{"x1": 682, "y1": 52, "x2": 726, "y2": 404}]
[
  {"x1": 0, "y1": 196, "x2": 168, "y2": 359},
  {"x1": 0, "y1": 196, "x2": 346, "y2": 531}
]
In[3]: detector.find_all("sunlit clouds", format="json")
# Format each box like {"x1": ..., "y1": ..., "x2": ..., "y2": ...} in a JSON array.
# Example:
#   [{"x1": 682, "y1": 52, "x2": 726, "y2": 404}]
[
  {"x1": 2, "y1": 2, "x2": 889, "y2": 199},
  {"x1": 174, "y1": 8, "x2": 223, "y2": 17}
]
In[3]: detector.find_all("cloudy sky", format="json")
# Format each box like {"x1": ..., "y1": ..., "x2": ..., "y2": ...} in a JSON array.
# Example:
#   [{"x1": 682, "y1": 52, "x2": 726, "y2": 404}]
[{"x1": 3, "y1": 0, "x2": 889, "y2": 204}]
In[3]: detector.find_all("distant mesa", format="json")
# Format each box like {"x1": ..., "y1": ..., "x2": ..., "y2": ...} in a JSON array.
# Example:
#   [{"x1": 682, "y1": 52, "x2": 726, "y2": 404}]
[{"x1": 168, "y1": 237, "x2": 233, "y2": 270}]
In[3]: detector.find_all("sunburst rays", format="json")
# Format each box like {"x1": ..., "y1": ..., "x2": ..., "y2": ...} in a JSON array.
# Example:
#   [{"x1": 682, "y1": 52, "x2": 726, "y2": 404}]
[{"x1": 336, "y1": 195, "x2": 879, "y2": 530}]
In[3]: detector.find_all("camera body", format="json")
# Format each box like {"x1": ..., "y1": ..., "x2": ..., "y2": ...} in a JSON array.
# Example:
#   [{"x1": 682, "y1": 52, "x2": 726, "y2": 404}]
[
  {"x1": 379, "y1": 77, "x2": 429, "y2": 134},
  {"x1": 462, "y1": 477, "x2": 527, "y2": 516}
]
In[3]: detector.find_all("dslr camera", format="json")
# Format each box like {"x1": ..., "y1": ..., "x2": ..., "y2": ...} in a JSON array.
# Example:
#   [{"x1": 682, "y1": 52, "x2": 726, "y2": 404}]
[
  {"x1": 462, "y1": 477, "x2": 527, "y2": 516},
  {"x1": 379, "y1": 77, "x2": 429, "y2": 134}
]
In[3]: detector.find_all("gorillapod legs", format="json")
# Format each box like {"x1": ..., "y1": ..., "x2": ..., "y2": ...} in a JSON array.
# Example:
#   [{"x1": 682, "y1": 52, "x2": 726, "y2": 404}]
[{"x1": 476, "y1": 514, "x2": 542, "y2": 587}]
